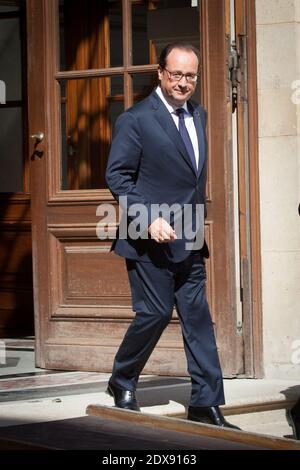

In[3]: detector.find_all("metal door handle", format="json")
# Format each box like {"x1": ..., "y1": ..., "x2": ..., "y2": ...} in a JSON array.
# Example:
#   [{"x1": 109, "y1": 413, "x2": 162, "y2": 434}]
[{"x1": 30, "y1": 132, "x2": 44, "y2": 143}]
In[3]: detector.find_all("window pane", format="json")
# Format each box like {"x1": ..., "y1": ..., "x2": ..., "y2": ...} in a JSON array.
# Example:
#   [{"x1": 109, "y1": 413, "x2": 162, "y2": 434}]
[
  {"x1": 59, "y1": 0, "x2": 123, "y2": 71},
  {"x1": 0, "y1": 107, "x2": 23, "y2": 192},
  {"x1": 133, "y1": 73, "x2": 157, "y2": 104},
  {"x1": 132, "y1": 0, "x2": 200, "y2": 66},
  {"x1": 109, "y1": 76, "x2": 124, "y2": 132},
  {"x1": 109, "y1": 2, "x2": 123, "y2": 67},
  {"x1": 0, "y1": 0, "x2": 20, "y2": 12},
  {"x1": 132, "y1": 3, "x2": 149, "y2": 65},
  {"x1": 0, "y1": 18, "x2": 22, "y2": 101},
  {"x1": 60, "y1": 76, "x2": 123, "y2": 190}
]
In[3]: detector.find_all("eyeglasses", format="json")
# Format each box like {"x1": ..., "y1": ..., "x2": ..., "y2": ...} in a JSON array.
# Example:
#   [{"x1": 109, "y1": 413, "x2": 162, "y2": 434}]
[{"x1": 163, "y1": 68, "x2": 199, "y2": 83}]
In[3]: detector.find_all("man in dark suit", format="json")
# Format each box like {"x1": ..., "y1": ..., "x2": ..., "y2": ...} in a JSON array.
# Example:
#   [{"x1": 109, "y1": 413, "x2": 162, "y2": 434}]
[{"x1": 105, "y1": 43, "x2": 239, "y2": 429}]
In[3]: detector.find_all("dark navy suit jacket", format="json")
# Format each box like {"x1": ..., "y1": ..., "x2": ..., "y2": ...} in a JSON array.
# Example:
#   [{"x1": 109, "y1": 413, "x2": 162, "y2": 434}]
[{"x1": 105, "y1": 90, "x2": 209, "y2": 264}]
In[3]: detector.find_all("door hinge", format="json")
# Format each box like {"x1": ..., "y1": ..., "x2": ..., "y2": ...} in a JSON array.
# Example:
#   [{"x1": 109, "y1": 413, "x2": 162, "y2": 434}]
[
  {"x1": 236, "y1": 319, "x2": 243, "y2": 335},
  {"x1": 227, "y1": 35, "x2": 246, "y2": 113}
]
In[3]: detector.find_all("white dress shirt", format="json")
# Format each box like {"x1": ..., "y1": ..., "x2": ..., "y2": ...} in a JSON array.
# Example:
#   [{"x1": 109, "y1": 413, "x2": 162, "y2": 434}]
[{"x1": 155, "y1": 86, "x2": 199, "y2": 169}]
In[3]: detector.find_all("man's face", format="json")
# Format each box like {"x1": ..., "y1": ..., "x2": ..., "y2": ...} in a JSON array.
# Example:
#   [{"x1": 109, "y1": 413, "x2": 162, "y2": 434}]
[{"x1": 158, "y1": 48, "x2": 199, "y2": 107}]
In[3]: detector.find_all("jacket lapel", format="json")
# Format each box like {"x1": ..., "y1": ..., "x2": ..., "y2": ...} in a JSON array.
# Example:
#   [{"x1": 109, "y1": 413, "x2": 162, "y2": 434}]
[
  {"x1": 150, "y1": 92, "x2": 197, "y2": 177},
  {"x1": 189, "y1": 103, "x2": 206, "y2": 178}
]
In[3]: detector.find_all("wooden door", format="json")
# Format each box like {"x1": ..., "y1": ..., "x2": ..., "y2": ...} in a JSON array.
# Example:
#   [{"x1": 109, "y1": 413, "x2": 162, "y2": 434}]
[{"x1": 27, "y1": 0, "x2": 248, "y2": 376}]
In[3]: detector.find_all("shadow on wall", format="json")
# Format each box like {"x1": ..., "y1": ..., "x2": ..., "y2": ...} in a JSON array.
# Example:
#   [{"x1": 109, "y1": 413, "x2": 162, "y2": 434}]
[{"x1": 280, "y1": 385, "x2": 300, "y2": 404}]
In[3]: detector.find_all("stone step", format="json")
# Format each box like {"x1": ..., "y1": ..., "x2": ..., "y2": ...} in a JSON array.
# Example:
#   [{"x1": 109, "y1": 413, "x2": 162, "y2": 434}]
[
  {"x1": 226, "y1": 409, "x2": 293, "y2": 439},
  {"x1": 137, "y1": 395, "x2": 297, "y2": 440},
  {"x1": 86, "y1": 404, "x2": 300, "y2": 450}
]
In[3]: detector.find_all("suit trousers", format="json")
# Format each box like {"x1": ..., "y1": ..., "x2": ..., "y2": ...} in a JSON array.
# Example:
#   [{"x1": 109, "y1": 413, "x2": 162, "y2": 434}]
[{"x1": 110, "y1": 251, "x2": 225, "y2": 406}]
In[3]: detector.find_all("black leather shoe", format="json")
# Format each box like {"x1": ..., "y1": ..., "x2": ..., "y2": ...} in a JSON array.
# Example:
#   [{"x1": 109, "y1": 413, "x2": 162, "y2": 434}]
[
  {"x1": 106, "y1": 381, "x2": 140, "y2": 412},
  {"x1": 188, "y1": 406, "x2": 241, "y2": 430},
  {"x1": 286, "y1": 400, "x2": 300, "y2": 440}
]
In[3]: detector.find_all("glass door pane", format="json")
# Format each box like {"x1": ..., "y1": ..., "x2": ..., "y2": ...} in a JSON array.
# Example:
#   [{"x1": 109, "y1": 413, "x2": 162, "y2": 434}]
[
  {"x1": 0, "y1": 2, "x2": 24, "y2": 193},
  {"x1": 132, "y1": 0, "x2": 200, "y2": 65},
  {"x1": 133, "y1": 73, "x2": 157, "y2": 104},
  {"x1": 60, "y1": 76, "x2": 124, "y2": 190},
  {"x1": 0, "y1": 18, "x2": 22, "y2": 100},
  {"x1": 0, "y1": 0, "x2": 20, "y2": 13},
  {"x1": 0, "y1": 108, "x2": 23, "y2": 192},
  {"x1": 59, "y1": 0, "x2": 123, "y2": 71}
]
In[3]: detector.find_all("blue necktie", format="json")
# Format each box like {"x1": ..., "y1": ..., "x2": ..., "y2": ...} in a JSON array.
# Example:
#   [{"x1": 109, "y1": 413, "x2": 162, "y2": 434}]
[{"x1": 176, "y1": 108, "x2": 197, "y2": 173}]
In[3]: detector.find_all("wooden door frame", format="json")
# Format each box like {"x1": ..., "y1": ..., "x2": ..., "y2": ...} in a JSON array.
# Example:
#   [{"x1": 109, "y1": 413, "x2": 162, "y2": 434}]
[
  {"x1": 200, "y1": 0, "x2": 262, "y2": 377},
  {"x1": 26, "y1": 0, "x2": 47, "y2": 365},
  {"x1": 199, "y1": 0, "x2": 239, "y2": 376},
  {"x1": 245, "y1": 0, "x2": 263, "y2": 378}
]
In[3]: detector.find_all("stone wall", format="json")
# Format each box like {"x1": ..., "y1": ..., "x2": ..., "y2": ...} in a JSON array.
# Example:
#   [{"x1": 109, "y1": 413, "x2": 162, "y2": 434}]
[{"x1": 256, "y1": 0, "x2": 300, "y2": 378}]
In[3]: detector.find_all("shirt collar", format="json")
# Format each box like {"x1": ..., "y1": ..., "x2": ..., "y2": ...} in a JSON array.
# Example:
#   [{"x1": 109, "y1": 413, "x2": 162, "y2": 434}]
[{"x1": 155, "y1": 86, "x2": 189, "y2": 115}]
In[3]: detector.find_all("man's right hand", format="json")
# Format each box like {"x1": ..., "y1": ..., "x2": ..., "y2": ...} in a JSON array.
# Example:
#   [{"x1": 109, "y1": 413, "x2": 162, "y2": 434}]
[{"x1": 148, "y1": 218, "x2": 177, "y2": 243}]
